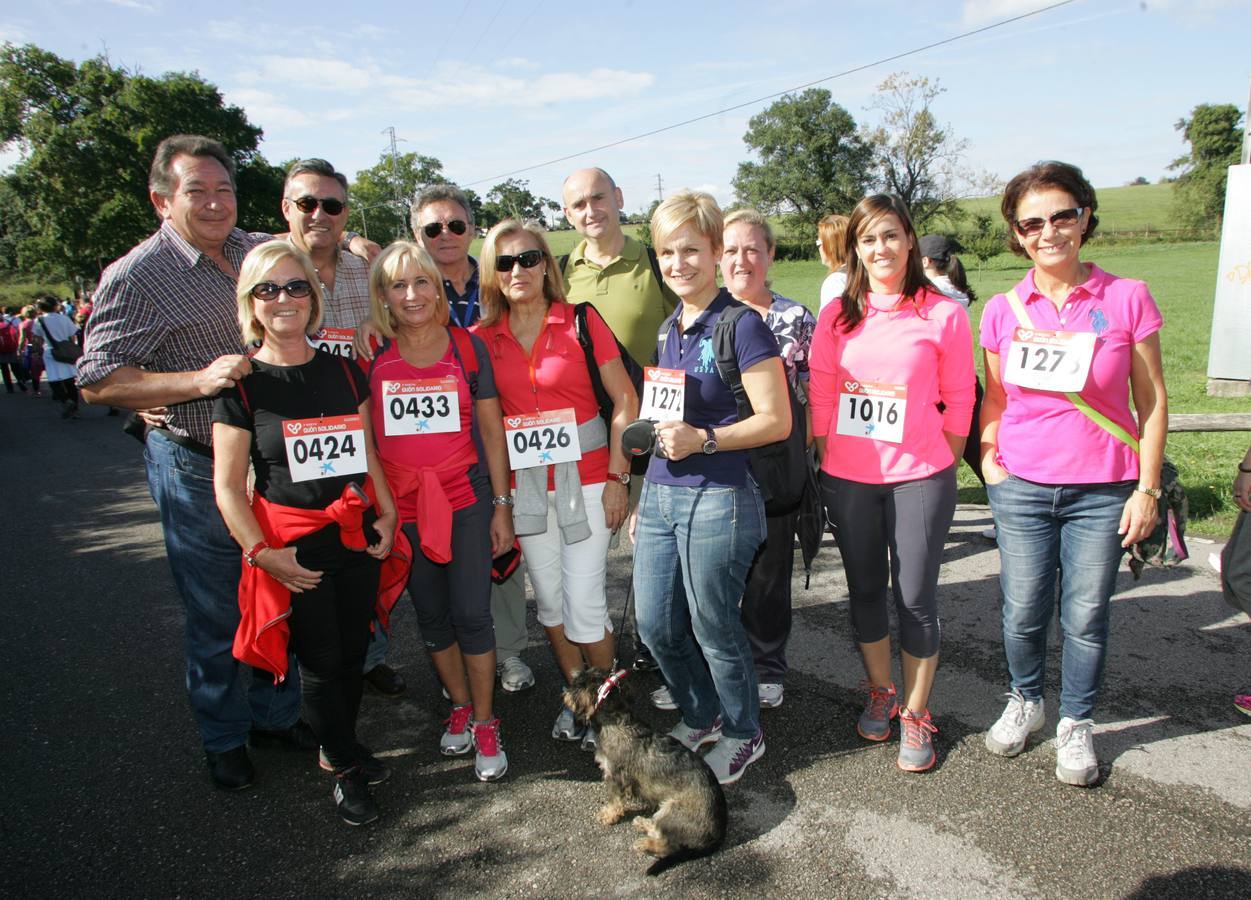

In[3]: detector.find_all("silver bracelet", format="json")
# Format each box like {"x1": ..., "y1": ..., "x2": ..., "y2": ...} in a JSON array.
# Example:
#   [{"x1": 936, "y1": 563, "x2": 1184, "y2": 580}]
[{"x1": 491, "y1": 495, "x2": 514, "y2": 507}]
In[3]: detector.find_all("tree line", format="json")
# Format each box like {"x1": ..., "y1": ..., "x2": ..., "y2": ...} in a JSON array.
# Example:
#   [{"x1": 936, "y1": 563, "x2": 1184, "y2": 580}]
[{"x1": 0, "y1": 42, "x2": 1240, "y2": 285}]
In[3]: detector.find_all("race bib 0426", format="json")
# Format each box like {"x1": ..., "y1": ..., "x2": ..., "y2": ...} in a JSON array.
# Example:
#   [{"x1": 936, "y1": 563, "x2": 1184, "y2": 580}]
[{"x1": 504, "y1": 408, "x2": 582, "y2": 470}]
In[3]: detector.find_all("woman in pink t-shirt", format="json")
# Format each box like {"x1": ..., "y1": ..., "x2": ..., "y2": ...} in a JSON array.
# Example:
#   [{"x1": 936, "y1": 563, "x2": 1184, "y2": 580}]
[
  {"x1": 365, "y1": 241, "x2": 514, "y2": 783},
  {"x1": 809, "y1": 194, "x2": 975, "y2": 774},
  {"x1": 978, "y1": 161, "x2": 1168, "y2": 787},
  {"x1": 473, "y1": 219, "x2": 638, "y2": 749}
]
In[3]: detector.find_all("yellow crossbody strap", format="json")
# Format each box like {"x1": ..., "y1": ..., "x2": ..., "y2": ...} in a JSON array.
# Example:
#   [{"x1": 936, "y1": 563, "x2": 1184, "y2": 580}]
[{"x1": 1003, "y1": 288, "x2": 1140, "y2": 454}]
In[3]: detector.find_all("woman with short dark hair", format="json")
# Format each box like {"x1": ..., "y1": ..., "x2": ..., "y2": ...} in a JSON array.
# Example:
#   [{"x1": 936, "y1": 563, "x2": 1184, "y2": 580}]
[{"x1": 979, "y1": 161, "x2": 1168, "y2": 786}]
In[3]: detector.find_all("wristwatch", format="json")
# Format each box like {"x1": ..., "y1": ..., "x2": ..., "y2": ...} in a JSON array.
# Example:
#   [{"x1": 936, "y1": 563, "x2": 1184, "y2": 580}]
[
  {"x1": 701, "y1": 427, "x2": 718, "y2": 455},
  {"x1": 1135, "y1": 484, "x2": 1162, "y2": 500},
  {"x1": 607, "y1": 471, "x2": 631, "y2": 485},
  {"x1": 492, "y1": 495, "x2": 515, "y2": 507}
]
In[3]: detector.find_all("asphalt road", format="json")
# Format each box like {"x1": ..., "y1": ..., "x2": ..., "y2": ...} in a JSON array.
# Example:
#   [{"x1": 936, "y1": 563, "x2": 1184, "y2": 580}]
[{"x1": 3, "y1": 390, "x2": 1250, "y2": 899}]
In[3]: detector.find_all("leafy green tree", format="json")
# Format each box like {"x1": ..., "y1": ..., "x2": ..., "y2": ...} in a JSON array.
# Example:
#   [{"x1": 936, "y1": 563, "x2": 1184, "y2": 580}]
[
  {"x1": 732, "y1": 88, "x2": 872, "y2": 231},
  {"x1": 863, "y1": 73, "x2": 978, "y2": 232},
  {"x1": 1170, "y1": 102, "x2": 1243, "y2": 228},
  {"x1": 482, "y1": 178, "x2": 552, "y2": 226},
  {"x1": 348, "y1": 151, "x2": 446, "y2": 242},
  {"x1": 0, "y1": 43, "x2": 283, "y2": 281}
]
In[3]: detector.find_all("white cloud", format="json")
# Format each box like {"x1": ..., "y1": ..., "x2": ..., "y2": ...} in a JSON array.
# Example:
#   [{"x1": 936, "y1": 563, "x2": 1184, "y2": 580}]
[
  {"x1": 0, "y1": 21, "x2": 30, "y2": 43},
  {"x1": 495, "y1": 57, "x2": 541, "y2": 71},
  {"x1": 224, "y1": 88, "x2": 313, "y2": 129},
  {"x1": 961, "y1": 0, "x2": 1058, "y2": 27},
  {"x1": 103, "y1": 0, "x2": 160, "y2": 10}
]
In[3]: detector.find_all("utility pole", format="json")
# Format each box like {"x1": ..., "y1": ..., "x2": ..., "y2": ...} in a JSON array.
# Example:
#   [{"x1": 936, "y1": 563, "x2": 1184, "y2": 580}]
[
  {"x1": 655, "y1": 173, "x2": 664, "y2": 204},
  {"x1": 1242, "y1": 73, "x2": 1250, "y2": 166},
  {"x1": 382, "y1": 126, "x2": 404, "y2": 207}
]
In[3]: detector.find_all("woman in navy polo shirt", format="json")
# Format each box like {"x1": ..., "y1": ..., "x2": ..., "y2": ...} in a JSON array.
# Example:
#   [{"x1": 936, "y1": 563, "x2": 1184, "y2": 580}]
[{"x1": 632, "y1": 190, "x2": 791, "y2": 785}]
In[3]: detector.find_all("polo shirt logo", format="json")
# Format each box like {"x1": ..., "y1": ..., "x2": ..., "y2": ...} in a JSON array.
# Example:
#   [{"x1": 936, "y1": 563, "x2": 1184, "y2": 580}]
[
  {"x1": 695, "y1": 337, "x2": 716, "y2": 373},
  {"x1": 1089, "y1": 308, "x2": 1108, "y2": 336}
]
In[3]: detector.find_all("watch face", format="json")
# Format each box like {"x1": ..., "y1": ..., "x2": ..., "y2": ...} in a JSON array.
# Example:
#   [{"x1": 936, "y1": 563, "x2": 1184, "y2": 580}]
[{"x1": 702, "y1": 440, "x2": 717, "y2": 455}]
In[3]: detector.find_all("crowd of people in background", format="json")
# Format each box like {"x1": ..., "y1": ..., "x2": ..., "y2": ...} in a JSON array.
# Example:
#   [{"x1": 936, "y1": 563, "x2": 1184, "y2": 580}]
[{"x1": 11, "y1": 130, "x2": 1236, "y2": 827}]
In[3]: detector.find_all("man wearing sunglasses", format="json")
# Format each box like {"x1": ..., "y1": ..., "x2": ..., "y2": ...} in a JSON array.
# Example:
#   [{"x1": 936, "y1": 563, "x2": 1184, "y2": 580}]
[
  {"x1": 279, "y1": 158, "x2": 407, "y2": 700},
  {"x1": 79, "y1": 134, "x2": 316, "y2": 793}
]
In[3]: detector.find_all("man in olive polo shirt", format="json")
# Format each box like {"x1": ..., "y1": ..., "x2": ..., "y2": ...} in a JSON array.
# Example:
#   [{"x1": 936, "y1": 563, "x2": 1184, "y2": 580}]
[{"x1": 560, "y1": 168, "x2": 676, "y2": 365}]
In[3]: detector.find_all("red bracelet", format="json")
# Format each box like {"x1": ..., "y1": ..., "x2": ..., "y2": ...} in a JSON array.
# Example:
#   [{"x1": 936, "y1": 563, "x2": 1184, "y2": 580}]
[{"x1": 244, "y1": 540, "x2": 269, "y2": 568}]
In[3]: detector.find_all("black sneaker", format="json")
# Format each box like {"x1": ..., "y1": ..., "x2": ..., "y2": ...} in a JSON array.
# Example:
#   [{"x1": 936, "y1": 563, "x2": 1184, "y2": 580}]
[
  {"x1": 363, "y1": 663, "x2": 406, "y2": 697},
  {"x1": 632, "y1": 642, "x2": 659, "y2": 673},
  {"x1": 205, "y1": 745, "x2": 255, "y2": 791},
  {"x1": 319, "y1": 744, "x2": 391, "y2": 785},
  {"x1": 333, "y1": 768, "x2": 379, "y2": 826},
  {"x1": 249, "y1": 719, "x2": 318, "y2": 752}
]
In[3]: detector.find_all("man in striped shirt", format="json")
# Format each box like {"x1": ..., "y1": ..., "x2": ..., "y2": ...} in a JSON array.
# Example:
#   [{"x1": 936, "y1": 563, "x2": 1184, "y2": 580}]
[{"x1": 79, "y1": 134, "x2": 313, "y2": 792}]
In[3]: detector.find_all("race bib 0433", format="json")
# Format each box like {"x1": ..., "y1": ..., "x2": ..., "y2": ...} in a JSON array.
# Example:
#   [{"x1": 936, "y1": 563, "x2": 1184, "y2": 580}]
[
  {"x1": 308, "y1": 327, "x2": 355, "y2": 360},
  {"x1": 381, "y1": 377, "x2": 460, "y2": 436}
]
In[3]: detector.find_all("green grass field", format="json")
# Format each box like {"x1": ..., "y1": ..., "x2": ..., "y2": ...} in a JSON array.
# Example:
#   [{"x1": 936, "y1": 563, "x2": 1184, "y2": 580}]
[{"x1": 930, "y1": 182, "x2": 1182, "y2": 235}]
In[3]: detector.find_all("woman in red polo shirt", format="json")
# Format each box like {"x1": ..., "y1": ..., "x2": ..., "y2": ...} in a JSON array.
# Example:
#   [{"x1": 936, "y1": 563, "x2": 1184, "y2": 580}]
[{"x1": 473, "y1": 219, "x2": 638, "y2": 749}]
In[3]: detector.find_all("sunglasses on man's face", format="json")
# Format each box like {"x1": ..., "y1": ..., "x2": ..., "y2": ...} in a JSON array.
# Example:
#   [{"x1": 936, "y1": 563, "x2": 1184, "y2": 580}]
[
  {"x1": 251, "y1": 279, "x2": 313, "y2": 302},
  {"x1": 291, "y1": 196, "x2": 346, "y2": 216},
  {"x1": 495, "y1": 249, "x2": 544, "y2": 272},
  {"x1": 1013, "y1": 207, "x2": 1084, "y2": 237},
  {"x1": 423, "y1": 219, "x2": 468, "y2": 238}
]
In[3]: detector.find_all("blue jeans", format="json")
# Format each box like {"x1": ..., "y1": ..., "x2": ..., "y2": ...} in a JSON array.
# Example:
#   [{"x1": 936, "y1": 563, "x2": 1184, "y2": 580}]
[
  {"x1": 363, "y1": 615, "x2": 389, "y2": 672},
  {"x1": 634, "y1": 480, "x2": 765, "y2": 740},
  {"x1": 986, "y1": 475, "x2": 1133, "y2": 720},
  {"x1": 144, "y1": 430, "x2": 301, "y2": 752}
]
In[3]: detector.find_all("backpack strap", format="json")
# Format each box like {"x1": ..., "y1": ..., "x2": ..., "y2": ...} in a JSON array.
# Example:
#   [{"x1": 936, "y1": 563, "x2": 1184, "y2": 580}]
[
  {"x1": 1004, "y1": 287, "x2": 1139, "y2": 454},
  {"x1": 654, "y1": 304, "x2": 682, "y2": 365},
  {"x1": 558, "y1": 253, "x2": 570, "y2": 277},
  {"x1": 447, "y1": 326, "x2": 480, "y2": 397},
  {"x1": 574, "y1": 301, "x2": 612, "y2": 420},
  {"x1": 711, "y1": 302, "x2": 755, "y2": 422},
  {"x1": 338, "y1": 355, "x2": 361, "y2": 406}
]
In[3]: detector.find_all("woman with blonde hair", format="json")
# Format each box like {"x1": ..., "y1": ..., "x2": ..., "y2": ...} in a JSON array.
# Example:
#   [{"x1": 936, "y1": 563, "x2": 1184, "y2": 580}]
[
  {"x1": 474, "y1": 219, "x2": 638, "y2": 749},
  {"x1": 817, "y1": 213, "x2": 850, "y2": 313},
  {"x1": 364, "y1": 240, "x2": 514, "y2": 782},
  {"x1": 213, "y1": 240, "x2": 398, "y2": 825},
  {"x1": 633, "y1": 190, "x2": 791, "y2": 784}
]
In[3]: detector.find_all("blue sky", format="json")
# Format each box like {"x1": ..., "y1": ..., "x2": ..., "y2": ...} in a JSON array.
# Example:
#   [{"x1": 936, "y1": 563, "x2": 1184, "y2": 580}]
[{"x1": 1, "y1": 0, "x2": 1247, "y2": 216}]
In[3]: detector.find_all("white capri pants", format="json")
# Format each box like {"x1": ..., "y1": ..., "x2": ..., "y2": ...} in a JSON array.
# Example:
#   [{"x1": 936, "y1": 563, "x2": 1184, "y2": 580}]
[{"x1": 517, "y1": 481, "x2": 614, "y2": 643}]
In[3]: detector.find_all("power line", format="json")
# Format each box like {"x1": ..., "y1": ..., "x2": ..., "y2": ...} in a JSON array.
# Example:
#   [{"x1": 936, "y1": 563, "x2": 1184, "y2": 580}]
[
  {"x1": 430, "y1": 0, "x2": 473, "y2": 74},
  {"x1": 494, "y1": 0, "x2": 545, "y2": 58},
  {"x1": 466, "y1": 0, "x2": 509, "y2": 60},
  {"x1": 462, "y1": 0, "x2": 1077, "y2": 188}
]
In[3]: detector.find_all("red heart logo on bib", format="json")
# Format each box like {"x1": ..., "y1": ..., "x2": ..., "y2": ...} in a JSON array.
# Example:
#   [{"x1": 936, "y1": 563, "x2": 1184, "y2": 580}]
[
  {"x1": 286, "y1": 422, "x2": 303, "y2": 435},
  {"x1": 844, "y1": 380, "x2": 860, "y2": 393},
  {"x1": 505, "y1": 417, "x2": 522, "y2": 428},
  {"x1": 1018, "y1": 330, "x2": 1034, "y2": 341}
]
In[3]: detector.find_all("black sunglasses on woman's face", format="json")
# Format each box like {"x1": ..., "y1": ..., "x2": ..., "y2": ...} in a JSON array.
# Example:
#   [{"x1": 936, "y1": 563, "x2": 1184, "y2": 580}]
[
  {"x1": 495, "y1": 249, "x2": 544, "y2": 272},
  {"x1": 1013, "y1": 207, "x2": 1084, "y2": 237}
]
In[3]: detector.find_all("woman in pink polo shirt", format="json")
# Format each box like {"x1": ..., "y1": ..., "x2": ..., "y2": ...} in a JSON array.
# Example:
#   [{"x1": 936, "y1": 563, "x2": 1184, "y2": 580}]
[
  {"x1": 809, "y1": 193, "x2": 975, "y2": 773},
  {"x1": 472, "y1": 219, "x2": 639, "y2": 749},
  {"x1": 979, "y1": 161, "x2": 1167, "y2": 787}
]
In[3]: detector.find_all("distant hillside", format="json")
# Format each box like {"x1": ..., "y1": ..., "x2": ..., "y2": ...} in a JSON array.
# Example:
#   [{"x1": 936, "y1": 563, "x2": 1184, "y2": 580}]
[{"x1": 935, "y1": 182, "x2": 1179, "y2": 235}]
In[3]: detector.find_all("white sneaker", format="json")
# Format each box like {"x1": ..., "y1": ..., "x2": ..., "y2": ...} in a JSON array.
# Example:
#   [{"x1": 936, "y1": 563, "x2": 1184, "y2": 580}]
[
  {"x1": 758, "y1": 683, "x2": 784, "y2": 709},
  {"x1": 981, "y1": 525, "x2": 997, "y2": 541},
  {"x1": 985, "y1": 691, "x2": 1045, "y2": 757},
  {"x1": 1054, "y1": 717, "x2": 1098, "y2": 786},
  {"x1": 651, "y1": 685, "x2": 677, "y2": 710},
  {"x1": 498, "y1": 656, "x2": 535, "y2": 692},
  {"x1": 551, "y1": 705, "x2": 585, "y2": 742},
  {"x1": 668, "y1": 716, "x2": 722, "y2": 751}
]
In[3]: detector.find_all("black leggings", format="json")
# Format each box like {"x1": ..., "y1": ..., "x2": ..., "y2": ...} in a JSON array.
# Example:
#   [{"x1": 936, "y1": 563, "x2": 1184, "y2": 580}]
[{"x1": 286, "y1": 524, "x2": 380, "y2": 771}]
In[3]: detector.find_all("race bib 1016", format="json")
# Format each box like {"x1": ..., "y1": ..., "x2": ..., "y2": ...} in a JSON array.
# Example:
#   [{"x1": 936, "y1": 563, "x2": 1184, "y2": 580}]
[
  {"x1": 282, "y1": 414, "x2": 368, "y2": 483},
  {"x1": 504, "y1": 408, "x2": 582, "y2": 470},
  {"x1": 381, "y1": 377, "x2": 460, "y2": 436},
  {"x1": 835, "y1": 379, "x2": 907, "y2": 444},
  {"x1": 308, "y1": 327, "x2": 355, "y2": 360},
  {"x1": 1004, "y1": 327, "x2": 1095, "y2": 393},
  {"x1": 639, "y1": 367, "x2": 686, "y2": 421}
]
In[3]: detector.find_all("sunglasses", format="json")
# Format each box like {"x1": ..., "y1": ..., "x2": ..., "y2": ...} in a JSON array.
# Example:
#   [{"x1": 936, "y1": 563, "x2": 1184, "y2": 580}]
[
  {"x1": 495, "y1": 249, "x2": 544, "y2": 272},
  {"x1": 291, "y1": 196, "x2": 346, "y2": 216},
  {"x1": 1013, "y1": 207, "x2": 1084, "y2": 237},
  {"x1": 422, "y1": 219, "x2": 468, "y2": 238},
  {"x1": 251, "y1": 279, "x2": 313, "y2": 302}
]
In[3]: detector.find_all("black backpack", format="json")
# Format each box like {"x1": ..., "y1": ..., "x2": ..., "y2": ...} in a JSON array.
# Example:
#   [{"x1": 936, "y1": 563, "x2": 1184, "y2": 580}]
[
  {"x1": 572, "y1": 301, "x2": 647, "y2": 475},
  {"x1": 657, "y1": 300, "x2": 807, "y2": 516}
]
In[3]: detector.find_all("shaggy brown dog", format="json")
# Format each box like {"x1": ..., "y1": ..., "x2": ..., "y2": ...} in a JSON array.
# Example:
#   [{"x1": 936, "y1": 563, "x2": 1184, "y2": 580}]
[{"x1": 564, "y1": 667, "x2": 727, "y2": 876}]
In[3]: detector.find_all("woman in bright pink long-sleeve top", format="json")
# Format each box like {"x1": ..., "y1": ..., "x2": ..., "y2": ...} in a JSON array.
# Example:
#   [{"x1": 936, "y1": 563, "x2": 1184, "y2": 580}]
[{"x1": 809, "y1": 193, "x2": 974, "y2": 773}]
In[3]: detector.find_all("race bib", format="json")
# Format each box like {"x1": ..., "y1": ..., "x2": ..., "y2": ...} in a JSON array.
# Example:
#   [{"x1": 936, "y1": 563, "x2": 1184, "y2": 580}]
[
  {"x1": 282, "y1": 414, "x2": 368, "y2": 483},
  {"x1": 835, "y1": 380, "x2": 907, "y2": 444},
  {"x1": 504, "y1": 408, "x2": 582, "y2": 470},
  {"x1": 381, "y1": 377, "x2": 460, "y2": 436},
  {"x1": 1004, "y1": 327, "x2": 1095, "y2": 393},
  {"x1": 308, "y1": 327, "x2": 355, "y2": 360},
  {"x1": 639, "y1": 367, "x2": 685, "y2": 421}
]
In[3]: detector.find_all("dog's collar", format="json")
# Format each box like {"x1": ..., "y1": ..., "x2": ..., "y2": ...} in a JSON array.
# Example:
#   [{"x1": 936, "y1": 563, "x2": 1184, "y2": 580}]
[{"x1": 594, "y1": 667, "x2": 632, "y2": 711}]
